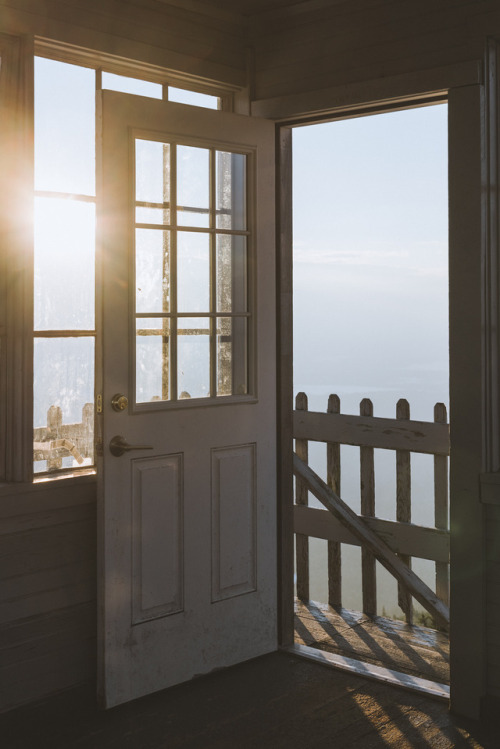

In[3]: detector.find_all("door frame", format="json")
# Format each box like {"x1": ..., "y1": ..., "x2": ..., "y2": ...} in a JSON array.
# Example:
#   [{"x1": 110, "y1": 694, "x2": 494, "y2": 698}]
[{"x1": 275, "y1": 81, "x2": 490, "y2": 718}]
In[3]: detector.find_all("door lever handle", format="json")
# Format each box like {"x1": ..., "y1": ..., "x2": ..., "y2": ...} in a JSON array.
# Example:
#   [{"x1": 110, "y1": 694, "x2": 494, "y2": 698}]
[{"x1": 109, "y1": 435, "x2": 154, "y2": 457}]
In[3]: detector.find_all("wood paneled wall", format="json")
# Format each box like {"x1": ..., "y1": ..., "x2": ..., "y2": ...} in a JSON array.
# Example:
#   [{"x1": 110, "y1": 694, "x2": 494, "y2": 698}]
[
  {"x1": 251, "y1": 0, "x2": 500, "y2": 101},
  {"x1": 0, "y1": 480, "x2": 96, "y2": 712},
  {"x1": 0, "y1": 0, "x2": 247, "y2": 89}
]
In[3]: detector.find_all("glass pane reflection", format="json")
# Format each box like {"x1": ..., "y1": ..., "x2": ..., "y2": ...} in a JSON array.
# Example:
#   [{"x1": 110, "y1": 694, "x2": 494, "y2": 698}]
[
  {"x1": 177, "y1": 145, "x2": 209, "y2": 227},
  {"x1": 216, "y1": 234, "x2": 247, "y2": 314},
  {"x1": 217, "y1": 317, "x2": 248, "y2": 396},
  {"x1": 177, "y1": 232, "x2": 210, "y2": 313},
  {"x1": 136, "y1": 318, "x2": 171, "y2": 402},
  {"x1": 178, "y1": 318, "x2": 210, "y2": 399},
  {"x1": 216, "y1": 151, "x2": 246, "y2": 230},
  {"x1": 136, "y1": 229, "x2": 170, "y2": 314},
  {"x1": 136, "y1": 139, "x2": 170, "y2": 209}
]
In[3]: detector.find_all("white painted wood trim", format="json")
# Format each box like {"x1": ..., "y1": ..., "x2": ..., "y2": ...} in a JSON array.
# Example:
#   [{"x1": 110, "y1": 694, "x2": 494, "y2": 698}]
[
  {"x1": 285, "y1": 643, "x2": 450, "y2": 702},
  {"x1": 34, "y1": 38, "x2": 241, "y2": 96},
  {"x1": 294, "y1": 410, "x2": 449, "y2": 455},
  {"x1": 294, "y1": 505, "x2": 449, "y2": 564},
  {"x1": 251, "y1": 60, "x2": 482, "y2": 121}
]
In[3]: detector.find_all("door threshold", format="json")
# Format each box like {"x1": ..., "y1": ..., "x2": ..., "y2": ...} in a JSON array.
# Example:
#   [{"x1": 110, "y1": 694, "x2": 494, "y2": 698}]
[{"x1": 283, "y1": 643, "x2": 450, "y2": 703}]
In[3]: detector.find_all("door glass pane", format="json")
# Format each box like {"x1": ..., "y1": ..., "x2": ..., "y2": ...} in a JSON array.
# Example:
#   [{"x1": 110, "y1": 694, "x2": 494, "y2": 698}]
[
  {"x1": 34, "y1": 197, "x2": 95, "y2": 330},
  {"x1": 177, "y1": 145, "x2": 210, "y2": 227},
  {"x1": 178, "y1": 318, "x2": 210, "y2": 399},
  {"x1": 133, "y1": 139, "x2": 250, "y2": 405},
  {"x1": 216, "y1": 151, "x2": 246, "y2": 230},
  {"x1": 35, "y1": 57, "x2": 95, "y2": 195},
  {"x1": 33, "y1": 337, "x2": 94, "y2": 473},
  {"x1": 177, "y1": 232, "x2": 210, "y2": 313},
  {"x1": 217, "y1": 317, "x2": 248, "y2": 396},
  {"x1": 136, "y1": 318, "x2": 171, "y2": 403},
  {"x1": 216, "y1": 235, "x2": 247, "y2": 313},
  {"x1": 136, "y1": 229, "x2": 170, "y2": 314},
  {"x1": 136, "y1": 139, "x2": 170, "y2": 212}
]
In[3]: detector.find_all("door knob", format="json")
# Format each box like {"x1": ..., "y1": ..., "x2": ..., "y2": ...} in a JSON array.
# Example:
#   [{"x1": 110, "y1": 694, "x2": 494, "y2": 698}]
[
  {"x1": 109, "y1": 435, "x2": 153, "y2": 457},
  {"x1": 111, "y1": 393, "x2": 128, "y2": 412}
]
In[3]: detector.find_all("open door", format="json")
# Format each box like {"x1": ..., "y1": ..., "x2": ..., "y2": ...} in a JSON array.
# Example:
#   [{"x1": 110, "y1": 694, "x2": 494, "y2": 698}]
[{"x1": 97, "y1": 91, "x2": 277, "y2": 708}]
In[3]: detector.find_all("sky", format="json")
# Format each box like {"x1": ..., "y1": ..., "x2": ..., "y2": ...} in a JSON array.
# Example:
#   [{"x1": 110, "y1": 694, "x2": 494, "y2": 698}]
[{"x1": 293, "y1": 103, "x2": 448, "y2": 422}]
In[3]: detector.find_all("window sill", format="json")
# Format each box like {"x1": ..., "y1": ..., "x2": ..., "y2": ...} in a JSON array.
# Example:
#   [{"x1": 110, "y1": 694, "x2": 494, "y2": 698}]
[{"x1": 0, "y1": 469, "x2": 96, "y2": 498}]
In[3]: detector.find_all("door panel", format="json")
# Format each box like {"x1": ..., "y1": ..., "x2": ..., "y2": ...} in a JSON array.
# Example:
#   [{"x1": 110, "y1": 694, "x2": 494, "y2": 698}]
[
  {"x1": 131, "y1": 454, "x2": 183, "y2": 623},
  {"x1": 211, "y1": 443, "x2": 256, "y2": 601},
  {"x1": 97, "y1": 91, "x2": 277, "y2": 708}
]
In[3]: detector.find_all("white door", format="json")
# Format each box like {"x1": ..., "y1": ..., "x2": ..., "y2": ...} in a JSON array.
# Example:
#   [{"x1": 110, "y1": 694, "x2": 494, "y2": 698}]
[{"x1": 97, "y1": 91, "x2": 277, "y2": 708}]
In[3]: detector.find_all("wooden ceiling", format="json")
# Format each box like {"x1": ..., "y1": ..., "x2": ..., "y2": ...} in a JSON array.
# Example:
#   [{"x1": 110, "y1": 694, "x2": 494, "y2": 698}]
[
  {"x1": 199, "y1": 0, "x2": 304, "y2": 14},
  {"x1": 162, "y1": 0, "x2": 341, "y2": 20}
]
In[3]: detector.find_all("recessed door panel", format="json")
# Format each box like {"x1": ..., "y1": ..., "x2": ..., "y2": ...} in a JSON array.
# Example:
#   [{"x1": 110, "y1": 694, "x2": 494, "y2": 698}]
[
  {"x1": 211, "y1": 444, "x2": 256, "y2": 602},
  {"x1": 132, "y1": 454, "x2": 183, "y2": 623}
]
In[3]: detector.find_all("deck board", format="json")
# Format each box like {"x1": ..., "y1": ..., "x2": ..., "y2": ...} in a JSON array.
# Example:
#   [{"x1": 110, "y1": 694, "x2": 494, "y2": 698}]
[{"x1": 295, "y1": 599, "x2": 450, "y2": 686}]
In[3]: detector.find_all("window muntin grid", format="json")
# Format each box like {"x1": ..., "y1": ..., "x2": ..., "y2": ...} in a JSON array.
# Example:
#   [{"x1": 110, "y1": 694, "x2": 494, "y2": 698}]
[{"x1": 134, "y1": 138, "x2": 250, "y2": 404}]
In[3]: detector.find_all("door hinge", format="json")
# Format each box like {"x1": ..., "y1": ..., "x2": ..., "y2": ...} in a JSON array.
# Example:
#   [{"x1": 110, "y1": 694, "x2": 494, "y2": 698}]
[{"x1": 96, "y1": 394, "x2": 103, "y2": 414}]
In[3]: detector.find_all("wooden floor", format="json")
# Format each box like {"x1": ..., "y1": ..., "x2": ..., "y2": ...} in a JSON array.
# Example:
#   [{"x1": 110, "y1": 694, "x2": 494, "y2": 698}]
[
  {"x1": 1, "y1": 651, "x2": 495, "y2": 748},
  {"x1": 295, "y1": 599, "x2": 450, "y2": 686}
]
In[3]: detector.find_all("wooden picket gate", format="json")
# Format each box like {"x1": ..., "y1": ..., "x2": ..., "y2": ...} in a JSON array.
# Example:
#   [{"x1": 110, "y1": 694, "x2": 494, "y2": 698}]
[{"x1": 293, "y1": 392, "x2": 450, "y2": 628}]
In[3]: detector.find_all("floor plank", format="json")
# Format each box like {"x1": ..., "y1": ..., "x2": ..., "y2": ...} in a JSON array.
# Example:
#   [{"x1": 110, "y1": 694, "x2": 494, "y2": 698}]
[
  {"x1": 295, "y1": 599, "x2": 450, "y2": 685},
  {"x1": 0, "y1": 651, "x2": 494, "y2": 748}
]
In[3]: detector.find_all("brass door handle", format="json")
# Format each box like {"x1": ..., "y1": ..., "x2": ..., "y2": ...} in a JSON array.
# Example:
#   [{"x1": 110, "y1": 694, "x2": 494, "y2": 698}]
[{"x1": 109, "y1": 435, "x2": 153, "y2": 457}]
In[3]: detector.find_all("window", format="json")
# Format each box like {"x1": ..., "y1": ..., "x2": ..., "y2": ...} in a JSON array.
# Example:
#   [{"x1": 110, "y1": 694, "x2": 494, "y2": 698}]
[
  {"x1": 31, "y1": 52, "x2": 231, "y2": 479},
  {"x1": 33, "y1": 57, "x2": 96, "y2": 474},
  {"x1": 134, "y1": 139, "x2": 248, "y2": 402}
]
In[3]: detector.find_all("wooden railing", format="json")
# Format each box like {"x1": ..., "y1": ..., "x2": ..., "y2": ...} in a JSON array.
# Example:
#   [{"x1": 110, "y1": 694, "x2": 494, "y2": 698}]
[
  {"x1": 293, "y1": 392, "x2": 450, "y2": 627},
  {"x1": 33, "y1": 403, "x2": 94, "y2": 470}
]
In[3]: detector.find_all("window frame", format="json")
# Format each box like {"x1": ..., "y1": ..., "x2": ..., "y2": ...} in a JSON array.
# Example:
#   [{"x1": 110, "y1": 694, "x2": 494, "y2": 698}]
[{"x1": 0, "y1": 33, "x2": 34, "y2": 485}]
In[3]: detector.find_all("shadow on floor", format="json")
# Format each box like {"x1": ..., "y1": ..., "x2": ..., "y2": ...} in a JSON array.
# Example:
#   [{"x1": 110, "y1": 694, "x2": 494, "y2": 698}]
[
  {"x1": 1, "y1": 651, "x2": 495, "y2": 748},
  {"x1": 295, "y1": 599, "x2": 450, "y2": 685}
]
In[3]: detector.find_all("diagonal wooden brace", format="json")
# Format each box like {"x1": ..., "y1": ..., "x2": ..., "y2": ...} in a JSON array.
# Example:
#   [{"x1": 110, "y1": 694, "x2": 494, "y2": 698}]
[{"x1": 293, "y1": 453, "x2": 450, "y2": 631}]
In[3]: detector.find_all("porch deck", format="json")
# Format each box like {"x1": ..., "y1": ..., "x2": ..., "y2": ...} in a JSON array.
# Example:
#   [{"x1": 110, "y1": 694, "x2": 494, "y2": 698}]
[
  {"x1": 294, "y1": 599, "x2": 449, "y2": 688},
  {"x1": 1, "y1": 651, "x2": 493, "y2": 748}
]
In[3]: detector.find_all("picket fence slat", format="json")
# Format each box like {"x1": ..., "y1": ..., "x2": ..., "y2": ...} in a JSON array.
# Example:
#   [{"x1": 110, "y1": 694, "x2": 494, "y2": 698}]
[
  {"x1": 396, "y1": 399, "x2": 413, "y2": 624},
  {"x1": 327, "y1": 394, "x2": 341, "y2": 607},
  {"x1": 360, "y1": 398, "x2": 376, "y2": 616},
  {"x1": 434, "y1": 403, "x2": 449, "y2": 607},
  {"x1": 295, "y1": 392, "x2": 309, "y2": 601}
]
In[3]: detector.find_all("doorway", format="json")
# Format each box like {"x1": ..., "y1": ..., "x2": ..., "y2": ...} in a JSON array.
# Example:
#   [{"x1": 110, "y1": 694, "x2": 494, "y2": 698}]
[{"x1": 290, "y1": 104, "x2": 450, "y2": 689}]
